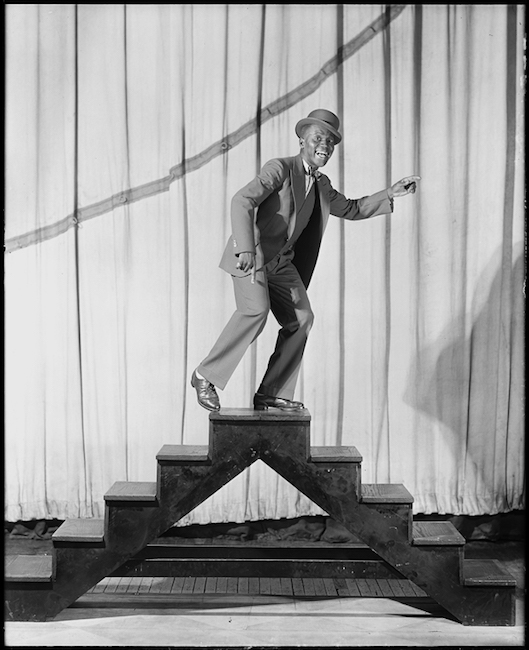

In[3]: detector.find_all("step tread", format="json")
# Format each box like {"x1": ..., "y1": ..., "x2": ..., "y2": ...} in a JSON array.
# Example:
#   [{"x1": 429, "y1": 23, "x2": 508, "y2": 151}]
[
  {"x1": 104, "y1": 481, "x2": 157, "y2": 501},
  {"x1": 463, "y1": 559, "x2": 517, "y2": 587},
  {"x1": 310, "y1": 446, "x2": 362, "y2": 463},
  {"x1": 52, "y1": 517, "x2": 105, "y2": 542},
  {"x1": 5, "y1": 554, "x2": 53, "y2": 582},
  {"x1": 412, "y1": 520, "x2": 466, "y2": 545},
  {"x1": 209, "y1": 408, "x2": 311, "y2": 422},
  {"x1": 157, "y1": 445, "x2": 210, "y2": 462},
  {"x1": 361, "y1": 484, "x2": 414, "y2": 504}
]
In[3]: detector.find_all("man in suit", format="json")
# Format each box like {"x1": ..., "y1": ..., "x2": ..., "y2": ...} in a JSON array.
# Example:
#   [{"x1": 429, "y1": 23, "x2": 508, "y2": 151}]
[{"x1": 191, "y1": 109, "x2": 420, "y2": 412}]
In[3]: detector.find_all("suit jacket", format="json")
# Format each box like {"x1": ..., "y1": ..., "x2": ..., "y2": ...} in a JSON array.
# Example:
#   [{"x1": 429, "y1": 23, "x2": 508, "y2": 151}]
[{"x1": 219, "y1": 154, "x2": 393, "y2": 286}]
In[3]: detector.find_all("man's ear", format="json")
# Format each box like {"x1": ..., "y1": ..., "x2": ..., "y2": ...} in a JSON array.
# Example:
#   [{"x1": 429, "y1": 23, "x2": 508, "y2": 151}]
[{"x1": 299, "y1": 139, "x2": 304, "y2": 147}]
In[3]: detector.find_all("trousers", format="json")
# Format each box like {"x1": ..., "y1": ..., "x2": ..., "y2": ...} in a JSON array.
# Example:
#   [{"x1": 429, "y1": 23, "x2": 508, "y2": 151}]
[{"x1": 197, "y1": 249, "x2": 314, "y2": 400}]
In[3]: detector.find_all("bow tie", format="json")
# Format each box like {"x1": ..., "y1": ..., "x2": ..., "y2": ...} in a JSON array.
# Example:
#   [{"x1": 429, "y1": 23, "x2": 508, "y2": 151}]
[{"x1": 305, "y1": 166, "x2": 320, "y2": 180}]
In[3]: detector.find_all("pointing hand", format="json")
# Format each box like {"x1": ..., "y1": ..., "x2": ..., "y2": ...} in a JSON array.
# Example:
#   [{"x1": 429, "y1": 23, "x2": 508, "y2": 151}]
[{"x1": 390, "y1": 176, "x2": 421, "y2": 198}]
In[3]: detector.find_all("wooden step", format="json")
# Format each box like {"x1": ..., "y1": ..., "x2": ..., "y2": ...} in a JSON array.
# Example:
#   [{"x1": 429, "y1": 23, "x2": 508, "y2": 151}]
[
  {"x1": 309, "y1": 446, "x2": 363, "y2": 497},
  {"x1": 412, "y1": 521, "x2": 466, "y2": 546},
  {"x1": 310, "y1": 446, "x2": 362, "y2": 463},
  {"x1": 457, "y1": 559, "x2": 517, "y2": 625},
  {"x1": 156, "y1": 446, "x2": 219, "y2": 511},
  {"x1": 156, "y1": 445, "x2": 210, "y2": 464},
  {"x1": 52, "y1": 518, "x2": 105, "y2": 543},
  {"x1": 210, "y1": 408, "x2": 311, "y2": 423},
  {"x1": 411, "y1": 520, "x2": 466, "y2": 586},
  {"x1": 104, "y1": 481, "x2": 158, "y2": 503},
  {"x1": 463, "y1": 559, "x2": 517, "y2": 587},
  {"x1": 5, "y1": 555, "x2": 53, "y2": 583},
  {"x1": 103, "y1": 481, "x2": 162, "y2": 552},
  {"x1": 208, "y1": 408, "x2": 311, "y2": 465},
  {"x1": 361, "y1": 484, "x2": 414, "y2": 504}
]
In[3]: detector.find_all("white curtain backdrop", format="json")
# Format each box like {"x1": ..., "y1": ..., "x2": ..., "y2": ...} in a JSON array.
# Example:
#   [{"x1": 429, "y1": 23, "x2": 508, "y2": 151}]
[{"x1": 5, "y1": 4, "x2": 525, "y2": 525}]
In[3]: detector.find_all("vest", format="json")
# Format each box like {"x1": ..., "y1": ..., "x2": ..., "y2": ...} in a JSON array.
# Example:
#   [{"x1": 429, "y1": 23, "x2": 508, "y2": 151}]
[{"x1": 292, "y1": 181, "x2": 322, "y2": 288}]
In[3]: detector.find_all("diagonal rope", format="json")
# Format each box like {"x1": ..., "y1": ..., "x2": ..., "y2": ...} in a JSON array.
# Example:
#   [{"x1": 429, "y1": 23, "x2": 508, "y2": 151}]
[{"x1": 5, "y1": 5, "x2": 407, "y2": 254}]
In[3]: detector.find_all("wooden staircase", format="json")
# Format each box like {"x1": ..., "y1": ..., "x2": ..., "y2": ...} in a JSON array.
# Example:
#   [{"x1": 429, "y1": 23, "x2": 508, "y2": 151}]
[{"x1": 5, "y1": 408, "x2": 516, "y2": 624}]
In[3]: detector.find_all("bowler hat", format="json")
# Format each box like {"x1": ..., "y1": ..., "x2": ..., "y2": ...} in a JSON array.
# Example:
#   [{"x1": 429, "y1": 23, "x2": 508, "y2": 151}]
[{"x1": 295, "y1": 109, "x2": 342, "y2": 144}]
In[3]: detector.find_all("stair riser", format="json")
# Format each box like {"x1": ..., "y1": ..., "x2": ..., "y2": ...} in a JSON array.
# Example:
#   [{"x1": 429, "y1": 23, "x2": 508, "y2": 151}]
[
  {"x1": 104, "y1": 506, "x2": 163, "y2": 553},
  {"x1": 209, "y1": 420, "x2": 310, "y2": 464},
  {"x1": 109, "y1": 558, "x2": 402, "y2": 580},
  {"x1": 412, "y1": 546, "x2": 464, "y2": 583},
  {"x1": 300, "y1": 463, "x2": 362, "y2": 500},
  {"x1": 458, "y1": 587, "x2": 516, "y2": 626},
  {"x1": 157, "y1": 463, "x2": 233, "y2": 512}
]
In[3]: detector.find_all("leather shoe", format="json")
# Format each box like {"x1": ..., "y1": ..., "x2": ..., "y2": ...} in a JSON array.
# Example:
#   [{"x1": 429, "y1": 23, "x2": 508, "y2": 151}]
[
  {"x1": 191, "y1": 370, "x2": 220, "y2": 411},
  {"x1": 253, "y1": 392, "x2": 305, "y2": 411}
]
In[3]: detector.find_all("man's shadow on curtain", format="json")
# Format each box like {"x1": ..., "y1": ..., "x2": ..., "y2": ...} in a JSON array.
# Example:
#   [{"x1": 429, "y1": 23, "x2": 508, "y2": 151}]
[{"x1": 402, "y1": 248, "x2": 524, "y2": 515}]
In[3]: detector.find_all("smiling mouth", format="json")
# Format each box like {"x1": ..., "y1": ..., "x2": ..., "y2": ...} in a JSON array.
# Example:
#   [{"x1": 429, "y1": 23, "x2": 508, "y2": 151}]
[{"x1": 315, "y1": 151, "x2": 329, "y2": 160}]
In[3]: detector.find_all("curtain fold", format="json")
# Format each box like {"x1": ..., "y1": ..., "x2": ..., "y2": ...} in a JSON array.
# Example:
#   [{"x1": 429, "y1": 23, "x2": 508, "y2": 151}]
[{"x1": 5, "y1": 4, "x2": 525, "y2": 523}]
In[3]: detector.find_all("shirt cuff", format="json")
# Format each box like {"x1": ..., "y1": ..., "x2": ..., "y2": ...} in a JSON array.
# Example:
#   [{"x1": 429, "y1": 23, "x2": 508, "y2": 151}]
[{"x1": 387, "y1": 188, "x2": 394, "y2": 210}]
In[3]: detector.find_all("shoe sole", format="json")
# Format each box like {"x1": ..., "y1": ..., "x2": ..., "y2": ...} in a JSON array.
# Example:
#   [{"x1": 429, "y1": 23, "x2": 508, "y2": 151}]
[
  {"x1": 254, "y1": 404, "x2": 303, "y2": 411},
  {"x1": 197, "y1": 401, "x2": 220, "y2": 412},
  {"x1": 193, "y1": 394, "x2": 220, "y2": 412}
]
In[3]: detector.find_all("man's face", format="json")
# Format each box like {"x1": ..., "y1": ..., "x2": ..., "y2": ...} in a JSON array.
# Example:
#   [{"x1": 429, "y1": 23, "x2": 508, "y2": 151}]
[{"x1": 299, "y1": 124, "x2": 335, "y2": 168}]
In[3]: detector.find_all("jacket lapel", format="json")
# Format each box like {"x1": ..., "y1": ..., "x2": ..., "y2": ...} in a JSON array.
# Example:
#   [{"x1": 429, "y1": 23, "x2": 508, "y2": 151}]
[{"x1": 291, "y1": 155, "x2": 306, "y2": 214}]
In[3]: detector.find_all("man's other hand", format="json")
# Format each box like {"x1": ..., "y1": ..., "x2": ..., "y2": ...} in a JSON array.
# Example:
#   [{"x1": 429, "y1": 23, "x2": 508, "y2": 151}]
[{"x1": 236, "y1": 252, "x2": 255, "y2": 273}]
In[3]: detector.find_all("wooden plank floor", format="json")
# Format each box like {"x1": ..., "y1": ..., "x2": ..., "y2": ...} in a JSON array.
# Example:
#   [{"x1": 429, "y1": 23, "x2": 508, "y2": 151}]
[{"x1": 87, "y1": 576, "x2": 428, "y2": 598}]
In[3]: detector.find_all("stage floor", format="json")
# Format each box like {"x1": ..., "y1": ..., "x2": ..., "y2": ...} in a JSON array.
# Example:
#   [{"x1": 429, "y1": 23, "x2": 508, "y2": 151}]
[{"x1": 5, "y1": 589, "x2": 525, "y2": 647}]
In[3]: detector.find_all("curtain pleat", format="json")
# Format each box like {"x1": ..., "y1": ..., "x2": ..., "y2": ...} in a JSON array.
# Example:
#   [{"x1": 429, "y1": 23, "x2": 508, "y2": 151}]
[{"x1": 5, "y1": 4, "x2": 525, "y2": 524}]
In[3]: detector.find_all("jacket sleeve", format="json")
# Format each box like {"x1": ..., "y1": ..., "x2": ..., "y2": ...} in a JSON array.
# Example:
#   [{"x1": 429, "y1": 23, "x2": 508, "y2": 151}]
[
  {"x1": 322, "y1": 176, "x2": 394, "y2": 220},
  {"x1": 230, "y1": 159, "x2": 288, "y2": 255}
]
